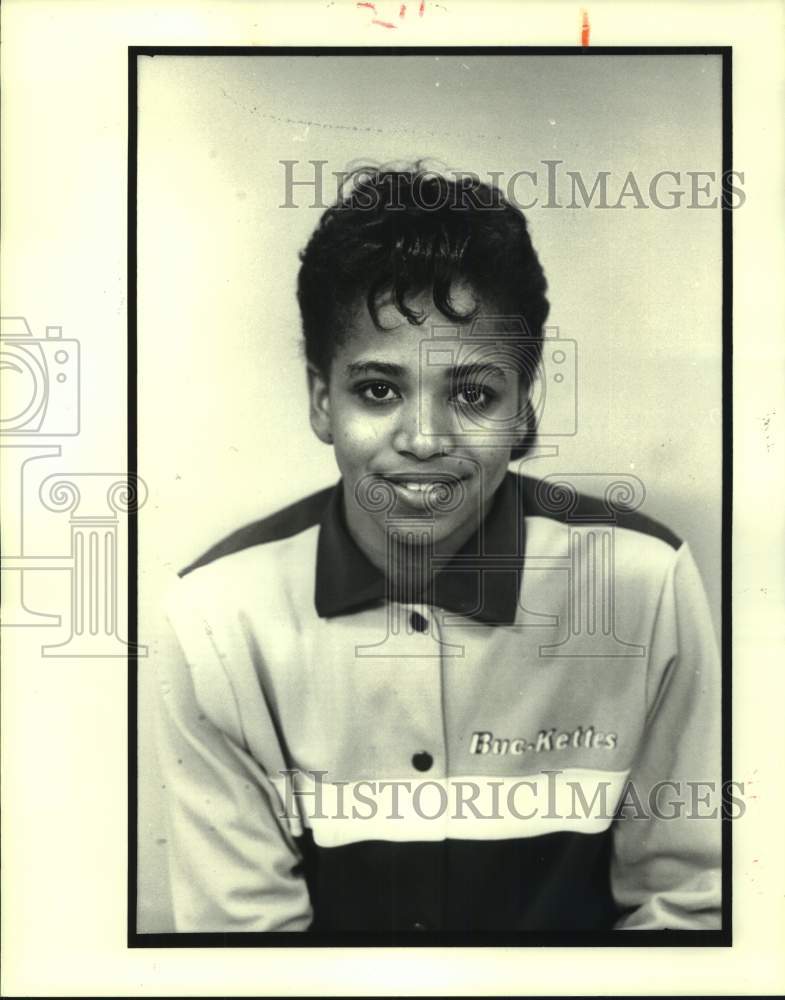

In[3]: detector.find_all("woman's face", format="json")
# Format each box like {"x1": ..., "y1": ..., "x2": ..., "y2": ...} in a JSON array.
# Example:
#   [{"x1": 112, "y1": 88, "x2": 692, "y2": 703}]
[{"x1": 308, "y1": 286, "x2": 529, "y2": 567}]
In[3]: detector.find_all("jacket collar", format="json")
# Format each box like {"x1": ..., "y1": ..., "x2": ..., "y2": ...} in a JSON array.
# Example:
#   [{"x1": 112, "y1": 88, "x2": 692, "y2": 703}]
[{"x1": 315, "y1": 472, "x2": 525, "y2": 626}]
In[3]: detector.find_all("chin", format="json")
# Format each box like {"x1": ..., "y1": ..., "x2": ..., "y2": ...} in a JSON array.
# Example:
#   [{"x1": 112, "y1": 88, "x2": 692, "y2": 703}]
[{"x1": 430, "y1": 510, "x2": 478, "y2": 544}]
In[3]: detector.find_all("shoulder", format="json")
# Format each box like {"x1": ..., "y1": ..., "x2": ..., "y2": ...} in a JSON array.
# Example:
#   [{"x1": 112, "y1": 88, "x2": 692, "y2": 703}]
[
  {"x1": 514, "y1": 471, "x2": 681, "y2": 550},
  {"x1": 512, "y1": 471, "x2": 683, "y2": 588},
  {"x1": 170, "y1": 484, "x2": 335, "y2": 622},
  {"x1": 165, "y1": 485, "x2": 335, "y2": 661},
  {"x1": 178, "y1": 483, "x2": 335, "y2": 579}
]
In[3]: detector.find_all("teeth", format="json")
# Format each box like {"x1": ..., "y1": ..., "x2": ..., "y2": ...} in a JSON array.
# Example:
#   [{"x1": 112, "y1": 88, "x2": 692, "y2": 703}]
[
  {"x1": 399, "y1": 482, "x2": 438, "y2": 492},
  {"x1": 383, "y1": 477, "x2": 458, "y2": 495}
]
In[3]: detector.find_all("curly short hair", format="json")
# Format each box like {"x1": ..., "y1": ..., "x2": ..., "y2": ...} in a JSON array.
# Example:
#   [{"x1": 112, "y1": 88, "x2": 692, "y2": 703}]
[{"x1": 296, "y1": 163, "x2": 550, "y2": 457}]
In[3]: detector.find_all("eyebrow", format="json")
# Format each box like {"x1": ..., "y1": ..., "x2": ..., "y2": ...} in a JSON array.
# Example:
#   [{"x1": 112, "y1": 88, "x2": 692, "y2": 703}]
[
  {"x1": 344, "y1": 361, "x2": 406, "y2": 379},
  {"x1": 344, "y1": 361, "x2": 510, "y2": 381}
]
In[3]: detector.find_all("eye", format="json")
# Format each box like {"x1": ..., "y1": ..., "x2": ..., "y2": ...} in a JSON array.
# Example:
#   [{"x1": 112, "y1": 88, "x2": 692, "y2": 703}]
[
  {"x1": 452, "y1": 383, "x2": 495, "y2": 408},
  {"x1": 358, "y1": 381, "x2": 400, "y2": 403}
]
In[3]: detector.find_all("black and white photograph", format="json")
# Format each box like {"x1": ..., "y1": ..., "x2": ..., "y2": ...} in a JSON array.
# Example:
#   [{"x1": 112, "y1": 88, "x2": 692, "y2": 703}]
[
  {"x1": 4, "y1": 1, "x2": 785, "y2": 994},
  {"x1": 135, "y1": 49, "x2": 729, "y2": 941}
]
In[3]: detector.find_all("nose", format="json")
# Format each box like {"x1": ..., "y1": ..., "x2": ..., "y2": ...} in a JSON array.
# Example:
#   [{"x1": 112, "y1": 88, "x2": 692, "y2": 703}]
[{"x1": 392, "y1": 397, "x2": 452, "y2": 461}]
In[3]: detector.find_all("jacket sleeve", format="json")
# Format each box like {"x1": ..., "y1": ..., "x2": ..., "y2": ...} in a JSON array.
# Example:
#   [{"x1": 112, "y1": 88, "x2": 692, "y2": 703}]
[
  {"x1": 154, "y1": 573, "x2": 313, "y2": 932},
  {"x1": 610, "y1": 542, "x2": 722, "y2": 930}
]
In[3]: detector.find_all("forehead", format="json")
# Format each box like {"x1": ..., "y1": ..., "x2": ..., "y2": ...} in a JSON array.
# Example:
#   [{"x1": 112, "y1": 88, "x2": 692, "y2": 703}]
[{"x1": 334, "y1": 287, "x2": 526, "y2": 371}]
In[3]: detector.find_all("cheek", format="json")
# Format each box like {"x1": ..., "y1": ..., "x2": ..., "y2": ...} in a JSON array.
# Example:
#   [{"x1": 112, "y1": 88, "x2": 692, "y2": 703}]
[{"x1": 331, "y1": 405, "x2": 387, "y2": 462}]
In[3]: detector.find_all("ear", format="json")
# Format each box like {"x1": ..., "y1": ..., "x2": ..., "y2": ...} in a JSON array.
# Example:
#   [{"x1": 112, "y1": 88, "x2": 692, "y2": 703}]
[{"x1": 307, "y1": 363, "x2": 334, "y2": 445}]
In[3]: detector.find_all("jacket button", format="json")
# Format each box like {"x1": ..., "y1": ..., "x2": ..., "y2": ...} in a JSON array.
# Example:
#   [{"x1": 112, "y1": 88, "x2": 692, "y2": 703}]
[
  {"x1": 410, "y1": 611, "x2": 427, "y2": 633},
  {"x1": 412, "y1": 751, "x2": 433, "y2": 771}
]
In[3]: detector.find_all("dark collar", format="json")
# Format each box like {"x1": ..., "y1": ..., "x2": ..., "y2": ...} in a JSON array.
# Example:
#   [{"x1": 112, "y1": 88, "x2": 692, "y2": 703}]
[{"x1": 315, "y1": 472, "x2": 526, "y2": 626}]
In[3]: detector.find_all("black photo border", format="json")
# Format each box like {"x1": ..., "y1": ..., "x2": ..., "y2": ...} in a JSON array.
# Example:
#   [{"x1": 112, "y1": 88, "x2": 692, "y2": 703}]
[{"x1": 127, "y1": 44, "x2": 733, "y2": 949}]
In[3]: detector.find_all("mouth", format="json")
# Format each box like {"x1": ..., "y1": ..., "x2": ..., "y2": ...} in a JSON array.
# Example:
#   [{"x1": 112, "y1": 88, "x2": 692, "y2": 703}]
[{"x1": 377, "y1": 472, "x2": 470, "y2": 508}]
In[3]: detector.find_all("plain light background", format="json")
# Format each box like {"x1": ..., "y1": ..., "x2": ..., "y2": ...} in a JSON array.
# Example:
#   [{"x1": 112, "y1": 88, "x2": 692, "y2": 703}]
[
  {"x1": 137, "y1": 52, "x2": 723, "y2": 932},
  {"x1": 4, "y1": 0, "x2": 784, "y2": 995}
]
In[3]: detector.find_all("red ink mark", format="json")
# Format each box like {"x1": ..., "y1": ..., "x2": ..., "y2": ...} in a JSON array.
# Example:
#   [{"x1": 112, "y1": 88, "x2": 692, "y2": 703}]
[
  {"x1": 357, "y1": 1, "x2": 376, "y2": 9},
  {"x1": 372, "y1": 18, "x2": 397, "y2": 28},
  {"x1": 399, "y1": 3, "x2": 407, "y2": 15},
  {"x1": 419, "y1": 0, "x2": 426, "y2": 15},
  {"x1": 581, "y1": 8, "x2": 590, "y2": 46}
]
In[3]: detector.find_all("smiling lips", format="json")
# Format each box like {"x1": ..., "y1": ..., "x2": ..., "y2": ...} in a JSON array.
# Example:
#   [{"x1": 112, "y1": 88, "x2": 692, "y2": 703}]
[{"x1": 379, "y1": 472, "x2": 469, "y2": 507}]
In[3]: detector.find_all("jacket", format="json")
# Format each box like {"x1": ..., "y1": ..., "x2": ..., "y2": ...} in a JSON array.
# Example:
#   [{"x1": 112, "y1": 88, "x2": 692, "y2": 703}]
[{"x1": 155, "y1": 471, "x2": 722, "y2": 932}]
